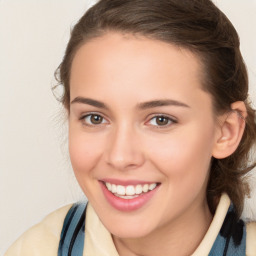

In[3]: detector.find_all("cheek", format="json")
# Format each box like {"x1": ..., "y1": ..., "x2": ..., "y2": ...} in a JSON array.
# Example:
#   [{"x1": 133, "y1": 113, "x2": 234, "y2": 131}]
[
  {"x1": 68, "y1": 127, "x2": 103, "y2": 178},
  {"x1": 146, "y1": 124, "x2": 215, "y2": 182}
]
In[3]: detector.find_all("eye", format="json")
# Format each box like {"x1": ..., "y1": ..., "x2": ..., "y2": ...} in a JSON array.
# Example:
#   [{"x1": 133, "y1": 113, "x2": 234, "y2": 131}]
[
  {"x1": 147, "y1": 115, "x2": 177, "y2": 127},
  {"x1": 81, "y1": 114, "x2": 108, "y2": 126}
]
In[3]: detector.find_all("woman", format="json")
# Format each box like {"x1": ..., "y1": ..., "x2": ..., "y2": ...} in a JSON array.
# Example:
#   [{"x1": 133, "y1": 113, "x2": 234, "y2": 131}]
[{"x1": 5, "y1": 0, "x2": 256, "y2": 255}]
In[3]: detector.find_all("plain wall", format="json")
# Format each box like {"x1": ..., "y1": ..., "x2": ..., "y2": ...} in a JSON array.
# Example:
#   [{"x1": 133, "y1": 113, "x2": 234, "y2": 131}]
[{"x1": 1, "y1": 0, "x2": 256, "y2": 254}]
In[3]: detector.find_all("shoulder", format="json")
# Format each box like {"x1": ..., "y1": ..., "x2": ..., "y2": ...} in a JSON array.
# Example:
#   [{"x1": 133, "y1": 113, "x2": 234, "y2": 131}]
[
  {"x1": 246, "y1": 222, "x2": 256, "y2": 256},
  {"x1": 4, "y1": 204, "x2": 73, "y2": 256}
]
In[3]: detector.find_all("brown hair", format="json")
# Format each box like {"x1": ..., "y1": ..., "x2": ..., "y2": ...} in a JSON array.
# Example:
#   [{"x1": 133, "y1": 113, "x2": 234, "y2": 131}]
[{"x1": 55, "y1": 0, "x2": 256, "y2": 216}]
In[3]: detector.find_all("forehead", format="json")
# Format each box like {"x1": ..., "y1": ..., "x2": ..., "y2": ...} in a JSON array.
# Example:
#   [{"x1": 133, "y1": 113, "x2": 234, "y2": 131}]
[
  {"x1": 71, "y1": 32, "x2": 202, "y2": 79},
  {"x1": 70, "y1": 32, "x2": 209, "y2": 109}
]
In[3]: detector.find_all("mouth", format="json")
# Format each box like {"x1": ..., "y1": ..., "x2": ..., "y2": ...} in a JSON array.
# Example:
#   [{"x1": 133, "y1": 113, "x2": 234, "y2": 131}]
[
  {"x1": 104, "y1": 181, "x2": 159, "y2": 199},
  {"x1": 100, "y1": 180, "x2": 161, "y2": 211}
]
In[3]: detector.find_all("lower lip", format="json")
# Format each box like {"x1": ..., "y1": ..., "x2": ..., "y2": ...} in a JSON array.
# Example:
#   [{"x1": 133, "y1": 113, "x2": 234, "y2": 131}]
[{"x1": 100, "y1": 182, "x2": 160, "y2": 212}]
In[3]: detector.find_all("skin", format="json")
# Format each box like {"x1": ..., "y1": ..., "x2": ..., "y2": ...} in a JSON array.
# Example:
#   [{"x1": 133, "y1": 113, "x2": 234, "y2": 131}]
[{"x1": 68, "y1": 32, "x2": 228, "y2": 256}]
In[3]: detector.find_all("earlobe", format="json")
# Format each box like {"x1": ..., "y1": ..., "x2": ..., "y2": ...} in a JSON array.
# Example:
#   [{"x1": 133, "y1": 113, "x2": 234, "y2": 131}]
[{"x1": 212, "y1": 101, "x2": 247, "y2": 159}]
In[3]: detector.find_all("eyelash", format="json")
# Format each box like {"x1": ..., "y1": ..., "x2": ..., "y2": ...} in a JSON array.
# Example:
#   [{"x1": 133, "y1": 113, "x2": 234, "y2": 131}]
[
  {"x1": 145, "y1": 114, "x2": 177, "y2": 128},
  {"x1": 79, "y1": 113, "x2": 177, "y2": 128},
  {"x1": 79, "y1": 113, "x2": 108, "y2": 127}
]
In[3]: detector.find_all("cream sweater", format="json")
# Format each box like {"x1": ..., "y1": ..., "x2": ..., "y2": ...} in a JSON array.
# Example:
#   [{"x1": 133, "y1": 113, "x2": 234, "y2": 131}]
[{"x1": 5, "y1": 194, "x2": 256, "y2": 256}]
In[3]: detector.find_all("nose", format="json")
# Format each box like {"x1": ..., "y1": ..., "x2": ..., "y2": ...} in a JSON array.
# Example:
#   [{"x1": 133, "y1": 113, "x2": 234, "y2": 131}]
[{"x1": 104, "y1": 124, "x2": 145, "y2": 171}]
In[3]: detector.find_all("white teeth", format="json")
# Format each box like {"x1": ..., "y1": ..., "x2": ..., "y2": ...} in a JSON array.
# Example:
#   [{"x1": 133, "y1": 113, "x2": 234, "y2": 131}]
[
  {"x1": 149, "y1": 183, "x2": 157, "y2": 190},
  {"x1": 112, "y1": 184, "x2": 117, "y2": 193},
  {"x1": 106, "y1": 182, "x2": 111, "y2": 191},
  {"x1": 116, "y1": 195, "x2": 139, "y2": 199},
  {"x1": 104, "y1": 182, "x2": 158, "y2": 197},
  {"x1": 142, "y1": 184, "x2": 149, "y2": 193},
  {"x1": 135, "y1": 184, "x2": 143, "y2": 195},
  {"x1": 116, "y1": 185, "x2": 126, "y2": 195},
  {"x1": 126, "y1": 185, "x2": 135, "y2": 196}
]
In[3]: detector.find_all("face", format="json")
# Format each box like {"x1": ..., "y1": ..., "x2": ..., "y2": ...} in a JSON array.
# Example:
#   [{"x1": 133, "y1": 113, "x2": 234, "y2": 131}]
[{"x1": 69, "y1": 32, "x2": 220, "y2": 238}]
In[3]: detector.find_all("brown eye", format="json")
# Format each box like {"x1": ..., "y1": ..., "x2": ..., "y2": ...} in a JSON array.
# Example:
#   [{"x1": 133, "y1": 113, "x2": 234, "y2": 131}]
[
  {"x1": 90, "y1": 114, "x2": 103, "y2": 124},
  {"x1": 155, "y1": 116, "x2": 169, "y2": 126},
  {"x1": 147, "y1": 115, "x2": 176, "y2": 127},
  {"x1": 82, "y1": 114, "x2": 107, "y2": 125}
]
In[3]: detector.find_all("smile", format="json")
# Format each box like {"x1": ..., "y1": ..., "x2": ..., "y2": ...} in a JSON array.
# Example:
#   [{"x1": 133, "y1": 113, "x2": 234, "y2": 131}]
[
  {"x1": 104, "y1": 182, "x2": 158, "y2": 199},
  {"x1": 100, "y1": 180, "x2": 160, "y2": 211}
]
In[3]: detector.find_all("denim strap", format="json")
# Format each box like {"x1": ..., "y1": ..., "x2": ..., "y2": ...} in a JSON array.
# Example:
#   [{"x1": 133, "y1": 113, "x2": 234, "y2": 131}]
[{"x1": 58, "y1": 201, "x2": 87, "y2": 256}]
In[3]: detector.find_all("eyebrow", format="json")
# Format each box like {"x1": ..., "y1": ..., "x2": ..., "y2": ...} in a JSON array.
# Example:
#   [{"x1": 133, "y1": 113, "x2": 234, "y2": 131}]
[
  {"x1": 137, "y1": 99, "x2": 190, "y2": 109},
  {"x1": 71, "y1": 97, "x2": 108, "y2": 109},
  {"x1": 70, "y1": 97, "x2": 190, "y2": 110}
]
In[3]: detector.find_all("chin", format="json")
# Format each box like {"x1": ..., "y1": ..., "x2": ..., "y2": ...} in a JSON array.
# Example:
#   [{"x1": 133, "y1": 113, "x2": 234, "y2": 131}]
[{"x1": 104, "y1": 217, "x2": 156, "y2": 239}]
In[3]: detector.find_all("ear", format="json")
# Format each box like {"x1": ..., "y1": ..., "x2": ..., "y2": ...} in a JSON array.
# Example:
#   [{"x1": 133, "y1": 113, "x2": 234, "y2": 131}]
[{"x1": 212, "y1": 101, "x2": 247, "y2": 159}]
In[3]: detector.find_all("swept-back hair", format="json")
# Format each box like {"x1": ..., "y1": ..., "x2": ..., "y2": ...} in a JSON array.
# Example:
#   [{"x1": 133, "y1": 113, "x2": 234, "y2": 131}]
[{"x1": 55, "y1": 0, "x2": 256, "y2": 216}]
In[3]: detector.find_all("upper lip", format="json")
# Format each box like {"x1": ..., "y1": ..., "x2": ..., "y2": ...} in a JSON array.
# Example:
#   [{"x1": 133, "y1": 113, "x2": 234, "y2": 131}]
[{"x1": 100, "y1": 178, "x2": 159, "y2": 186}]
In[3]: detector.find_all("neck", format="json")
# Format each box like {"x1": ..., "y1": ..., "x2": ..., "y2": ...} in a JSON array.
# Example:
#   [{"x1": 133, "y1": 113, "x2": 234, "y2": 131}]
[{"x1": 113, "y1": 198, "x2": 212, "y2": 256}]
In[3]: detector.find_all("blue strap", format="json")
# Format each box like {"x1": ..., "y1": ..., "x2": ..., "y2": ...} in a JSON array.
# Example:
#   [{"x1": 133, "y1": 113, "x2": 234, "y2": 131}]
[
  {"x1": 209, "y1": 206, "x2": 246, "y2": 256},
  {"x1": 58, "y1": 201, "x2": 87, "y2": 256}
]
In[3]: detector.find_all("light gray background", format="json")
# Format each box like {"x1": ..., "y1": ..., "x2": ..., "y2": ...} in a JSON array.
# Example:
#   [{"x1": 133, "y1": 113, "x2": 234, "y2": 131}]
[{"x1": 1, "y1": 0, "x2": 256, "y2": 254}]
